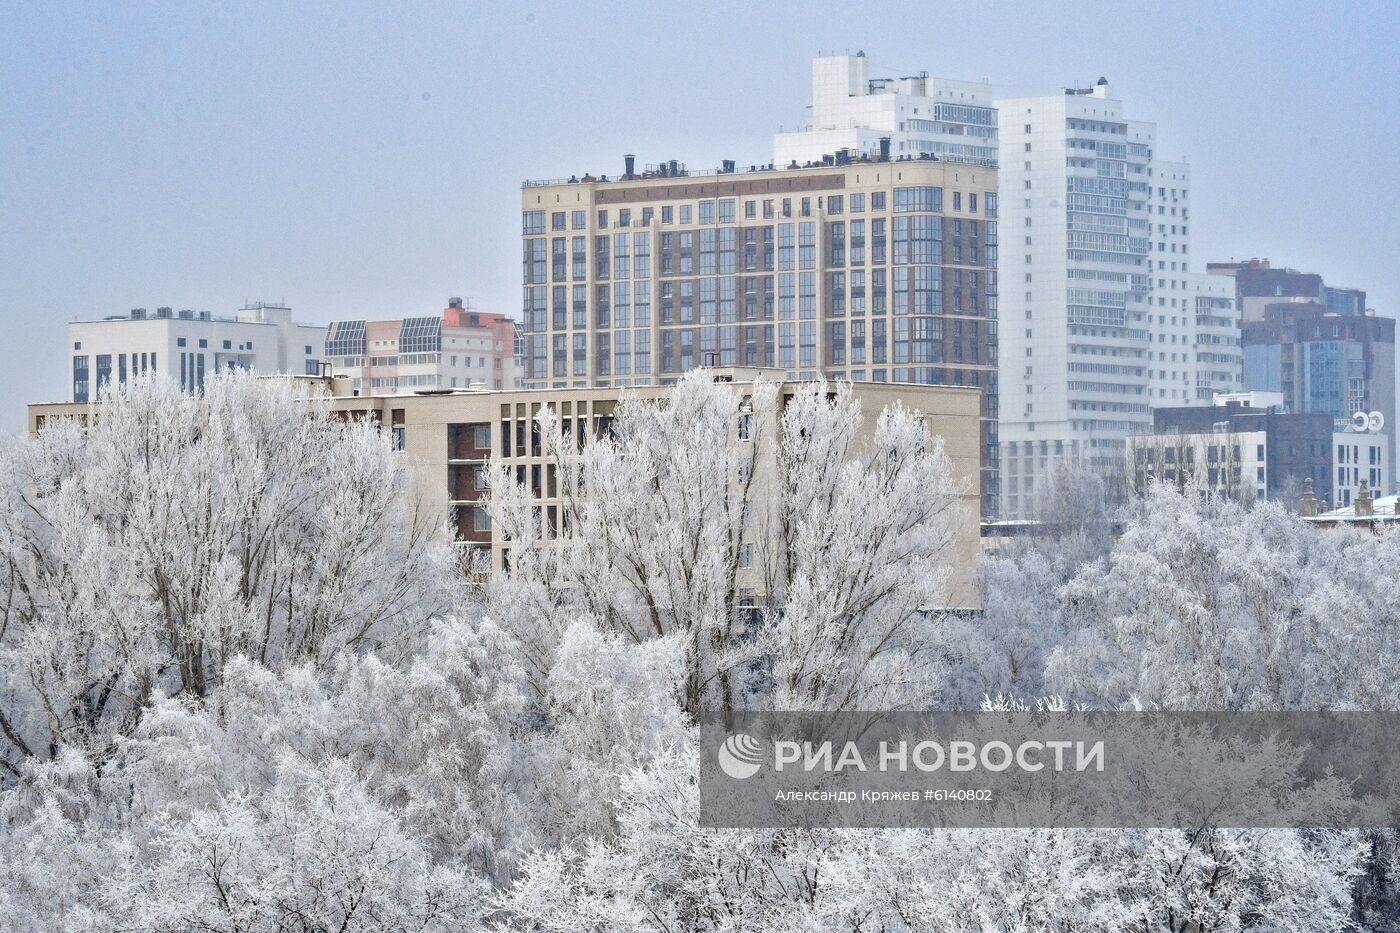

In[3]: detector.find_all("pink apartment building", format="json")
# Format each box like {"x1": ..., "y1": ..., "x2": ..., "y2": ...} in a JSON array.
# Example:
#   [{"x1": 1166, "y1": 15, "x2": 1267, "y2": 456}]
[{"x1": 325, "y1": 299, "x2": 521, "y2": 393}]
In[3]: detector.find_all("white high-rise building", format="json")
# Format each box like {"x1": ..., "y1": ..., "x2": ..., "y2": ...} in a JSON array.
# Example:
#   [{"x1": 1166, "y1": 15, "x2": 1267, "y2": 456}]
[
  {"x1": 996, "y1": 79, "x2": 1239, "y2": 517},
  {"x1": 772, "y1": 56, "x2": 1241, "y2": 517},
  {"x1": 774, "y1": 53, "x2": 997, "y2": 168},
  {"x1": 1142, "y1": 163, "x2": 1242, "y2": 406},
  {"x1": 996, "y1": 80, "x2": 1155, "y2": 516}
]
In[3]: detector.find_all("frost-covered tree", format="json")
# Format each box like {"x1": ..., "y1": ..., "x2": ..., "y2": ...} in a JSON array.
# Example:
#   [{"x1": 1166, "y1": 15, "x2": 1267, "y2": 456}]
[
  {"x1": 936, "y1": 547, "x2": 1063, "y2": 706},
  {"x1": 499, "y1": 740, "x2": 1364, "y2": 933},
  {"x1": 2, "y1": 372, "x2": 1392, "y2": 930},
  {"x1": 1042, "y1": 481, "x2": 1399, "y2": 712},
  {"x1": 0, "y1": 372, "x2": 455, "y2": 778},
  {"x1": 486, "y1": 371, "x2": 967, "y2": 715}
]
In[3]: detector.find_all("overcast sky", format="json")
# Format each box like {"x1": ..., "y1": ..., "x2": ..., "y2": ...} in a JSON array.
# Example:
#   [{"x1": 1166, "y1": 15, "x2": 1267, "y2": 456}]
[{"x1": 3, "y1": 0, "x2": 1397, "y2": 429}]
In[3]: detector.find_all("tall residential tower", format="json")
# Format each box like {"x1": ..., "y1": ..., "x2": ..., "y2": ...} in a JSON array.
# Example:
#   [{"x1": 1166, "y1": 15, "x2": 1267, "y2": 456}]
[
  {"x1": 520, "y1": 155, "x2": 1000, "y2": 515},
  {"x1": 995, "y1": 79, "x2": 1240, "y2": 517}
]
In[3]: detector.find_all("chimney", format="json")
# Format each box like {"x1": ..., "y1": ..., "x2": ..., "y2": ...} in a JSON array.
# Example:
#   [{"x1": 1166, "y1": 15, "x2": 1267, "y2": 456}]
[
  {"x1": 879, "y1": 136, "x2": 891, "y2": 161},
  {"x1": 1356, "y1": 479, "x2": 1374, "y2": 517},
  {"x1": 1300, "y1": 476, "x2": 1318, "y2": 517},
  {"x1": 624, "y1": 153, "x2": 636, "y2": 177}
]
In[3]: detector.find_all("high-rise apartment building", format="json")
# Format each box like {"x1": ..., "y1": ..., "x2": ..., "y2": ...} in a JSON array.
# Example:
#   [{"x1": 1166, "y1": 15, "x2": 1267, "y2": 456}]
[
  {"x1": 520, "y1": 155, "x2": 1001, "y2": 513},
  {"x1": 995, "y1": 80, "x2": 1157, "y2": 516},
  {"x1": 1239, "y1": 302, "x2": 1395, "y2": 482},
  {"x1": 1143, "y1": 162, "x2": 1242, "y2": 405},
  {"x1": 1209, "y1": 258, "x2": 1393, "y2": 480},
  {"x1": 324, "y1": 300, "x2": 520, "y2": 394},
  {"x1": 774, "y1": 53, "x2": 997, "y2": 168},
  {"x1": 68, "y1": 302, "x2": 326, "y2": 402},
  {"x1": 995, "y1": 79, "x2": 1239, "y2": 517},
  {"x1": 774, "y1": 55, "x2": 1240, "y2": 516},
  {"x1": 1207, "y1": 258, "x2": 1368, "y2": 323}
]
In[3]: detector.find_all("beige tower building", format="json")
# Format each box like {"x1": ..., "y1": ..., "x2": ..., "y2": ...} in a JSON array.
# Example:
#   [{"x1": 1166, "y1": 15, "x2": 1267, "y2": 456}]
[{"x1": 520, "y1": 155, "x2": 1000, "y2": 514}]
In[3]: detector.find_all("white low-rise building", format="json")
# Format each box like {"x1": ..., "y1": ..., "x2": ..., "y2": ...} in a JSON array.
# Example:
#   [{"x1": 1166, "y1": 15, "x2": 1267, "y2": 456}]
[{"x1": 69, "y1": 302, "x2": 326, "y2": 401}]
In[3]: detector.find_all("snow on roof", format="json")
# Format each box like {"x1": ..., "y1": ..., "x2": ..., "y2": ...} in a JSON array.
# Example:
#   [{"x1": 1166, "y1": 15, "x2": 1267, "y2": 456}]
[{"x1": 1318, "y1": 494, "x2": 1400, "y2": 519}]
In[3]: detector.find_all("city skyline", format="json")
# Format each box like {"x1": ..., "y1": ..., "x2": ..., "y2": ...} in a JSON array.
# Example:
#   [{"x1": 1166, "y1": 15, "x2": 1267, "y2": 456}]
[{"x1": 3, "y1": 0, "x2": 1396, "y2": 431}]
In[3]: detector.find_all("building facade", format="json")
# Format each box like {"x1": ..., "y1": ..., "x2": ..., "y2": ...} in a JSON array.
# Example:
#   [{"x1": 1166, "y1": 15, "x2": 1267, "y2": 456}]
[
  {"x1": 773, "y1": 53, "x2": 997, "y2": 168},
  {"x1": 520, "y1": 156, "x2": 1001, "y2": 515},
  {"x1": 1333, "y1": 428, "x2": 1388, "y2": 507},
  {"x1": 1128, "y1": 392, "x2": 1343, "y2": 505},
  {"x1": 29, "y1": 370, "x2": 986, "y2": 609},
  {"x1": 324, "y1": 300, "x2": 520, "y2": 394},
  {"x1": 68, "y1": 302, "x2": 326, "y2": 402}
]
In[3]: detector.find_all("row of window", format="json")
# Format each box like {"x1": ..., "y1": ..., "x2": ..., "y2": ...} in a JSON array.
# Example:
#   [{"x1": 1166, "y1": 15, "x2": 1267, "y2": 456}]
[
  {"x1": 522, "y1": 188, "x2": 1001, "y2": 237},
  {"x1": 521, "y1": 318, "x2": 997, "y2": 380},
  {"x1": 521, "y1": 267, "x2": 996, "y2": 334},
  {"x1": 524, "y1": 217, "x2": 994, "y2": 289}
]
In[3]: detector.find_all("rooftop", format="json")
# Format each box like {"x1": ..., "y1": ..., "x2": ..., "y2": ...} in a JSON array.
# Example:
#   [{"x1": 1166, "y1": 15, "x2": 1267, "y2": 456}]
[
  {"x1": 523, "y1": 145, "x2": 993, "y2": 188},
  {"x1": 1309, "y1": 493, "x2": 1400, "y2": 524},
  {"x1": 73, "y1": 303, "x2": 307, "y2": 327}
]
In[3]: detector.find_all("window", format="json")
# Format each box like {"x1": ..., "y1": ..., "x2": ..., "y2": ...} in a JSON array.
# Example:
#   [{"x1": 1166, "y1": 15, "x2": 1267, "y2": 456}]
[
  {"x1": 871, "y1": 191, "x2": 886, "y2": 211},
  {"x1": 473, "y1": 506, "x2": 491, "y2": 532},
  {"x1": 177, "y1": 337, "x2": 187, "y2": 347},
  {"x1": 893, "y1": 187, "x2": 941, "y2": 212},
  {"x1": 72, "y1": 355, "x2": 89, "y2": 403},
  {"x1": 522, "y1": 211, "x2": 545, "y2": 234}
]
